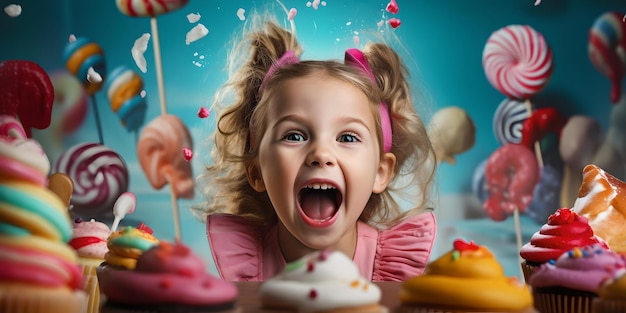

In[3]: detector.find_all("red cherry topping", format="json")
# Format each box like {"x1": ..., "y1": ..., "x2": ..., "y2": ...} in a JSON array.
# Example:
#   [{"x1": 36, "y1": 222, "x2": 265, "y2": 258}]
[
  {"x1": 453, "y1": 238, "x2": 479, "y2": 252},
  {"x1": 137, "y1": 222, "x2": 154, "y2": 234},
  {"x1": 309, "y1": 289, "x2": 318, "y2": 299}
]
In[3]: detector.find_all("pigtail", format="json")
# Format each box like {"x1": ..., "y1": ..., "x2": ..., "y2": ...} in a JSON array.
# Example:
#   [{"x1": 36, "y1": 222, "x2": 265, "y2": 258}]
[
  {"x1": 363, "y1": 43, "x2": 437, "y2": 226},
  {"x1": 194, "y1": 13, "x2": 302, "y2": 225}
]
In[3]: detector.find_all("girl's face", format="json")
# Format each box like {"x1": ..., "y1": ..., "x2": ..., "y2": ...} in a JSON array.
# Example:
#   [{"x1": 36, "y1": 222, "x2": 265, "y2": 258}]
[{"x1": 249, "y1": 73, "x2": 395, "y2": 260}]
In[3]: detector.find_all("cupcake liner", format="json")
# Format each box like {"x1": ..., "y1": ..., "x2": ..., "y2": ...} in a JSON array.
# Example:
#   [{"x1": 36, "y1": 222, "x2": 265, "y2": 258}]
[
  {"x1": 0, "y1": 284, "x2": 87, "y2": 313},
  {"x1": 81, "y1": 262, "x2": 103, "y2": 313},
  {"x1": 533, "y1": 289, "x2": 595, "y2": 313},
  {"x1": 520, "y1": 261, "x2": 538, "y2": 283},
  {"x1": 396, "y1": 304, "x2": 537, "y2": 313},
  {"x1": 100, "y1": 301, "x2": 242, "y2": 313},
  {"x1": 592, "y1": 298, "x2": 626, "y2": 313}
]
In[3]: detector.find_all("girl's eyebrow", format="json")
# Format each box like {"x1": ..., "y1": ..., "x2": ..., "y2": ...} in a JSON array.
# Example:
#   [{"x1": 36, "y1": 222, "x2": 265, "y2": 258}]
[{"x1": 272, "y1": 115, "x2": 371, "y2": 132}]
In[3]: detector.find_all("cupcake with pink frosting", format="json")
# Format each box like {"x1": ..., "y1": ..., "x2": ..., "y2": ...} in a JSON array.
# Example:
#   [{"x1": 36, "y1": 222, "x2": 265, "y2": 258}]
[
  {"x1": 69, "y1": 217, "x2": 111, "y2": 313},
  {"x1": 98, "y1": 241, "x2": 239, "y2": 313},
  {"x1": 529, "y1": 243, "x2": 626, "y2": 313}
]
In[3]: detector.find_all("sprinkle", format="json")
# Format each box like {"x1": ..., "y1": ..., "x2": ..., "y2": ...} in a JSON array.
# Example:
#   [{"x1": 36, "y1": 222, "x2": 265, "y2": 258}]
[
  {"x1": 309, "y1": 289, "x2": 318, "y2": 299},
  {"x1": 452, "y1": 250, "x2": 460, "y2": 261},
  {"x1": 307, "y1": 262, "x2": 315, "y2": 272},
  {"x1": 74, "y1": 217, "x2": 83, "y2": 223},
  {"x1": 571, "y1": 247, "x2": 583, "y2": 259},
  {"x1": 350, "y1": 280, "x2": 359, "y2": 288},
  {"x1": 548, "y1": 259, "x2": 556, "y2": 265},
  {"x1": 319, "y1": 249, "x2": 329, "y2": 261},
  {"x1": 182, "y1": 148, "x2": 193, "y2": 162},
  {"x1": 197, "y1": 107, "x2": 210, "y2": 118}
]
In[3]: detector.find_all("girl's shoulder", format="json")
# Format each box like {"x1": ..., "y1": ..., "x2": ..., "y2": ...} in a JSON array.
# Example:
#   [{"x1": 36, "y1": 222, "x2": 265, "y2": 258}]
[
  {"x1": 206, "y1": 213, "x2": 266, "y2": 281},
  {"x1": 361, "y1": 210, "x2": 437, "y2": 281}
]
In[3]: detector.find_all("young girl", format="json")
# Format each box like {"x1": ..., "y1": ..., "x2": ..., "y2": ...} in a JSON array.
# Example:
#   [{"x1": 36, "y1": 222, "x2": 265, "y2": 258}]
[{"x1": 195, "y1": 12, "x2": 437, "y2": 282}]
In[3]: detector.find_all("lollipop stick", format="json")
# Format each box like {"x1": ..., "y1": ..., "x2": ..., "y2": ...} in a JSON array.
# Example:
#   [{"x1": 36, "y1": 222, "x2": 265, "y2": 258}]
[
  {"x1": 513, "y1": 207, "x2": 524, "y2": 277},
  {"x1": 524, "y1": 99, "x2": 543, "y2": 168},
  {"x1": 90, "y1": 95, "x2": 104, "y2": 144},
  {"x1": 170, "y1": 187, "x2": 182, "y2": 242},
  {"x1": 150, "y1": 17, "x2": 168, "y2": 116}
]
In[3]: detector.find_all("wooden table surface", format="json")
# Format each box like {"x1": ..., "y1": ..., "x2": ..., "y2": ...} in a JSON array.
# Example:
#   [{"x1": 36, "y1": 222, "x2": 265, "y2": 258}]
[{"x1": 234, "y1": 282, "x2": 402, "y2": 312}]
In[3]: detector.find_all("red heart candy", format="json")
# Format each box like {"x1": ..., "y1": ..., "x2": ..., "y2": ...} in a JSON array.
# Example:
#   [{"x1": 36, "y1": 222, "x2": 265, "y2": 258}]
[
  {"x1": 388, "y1": 18, "x2": 401, "y2": 29},
  {"x1": 386, "y1": 0, "x2": 399, "y2": 14}
]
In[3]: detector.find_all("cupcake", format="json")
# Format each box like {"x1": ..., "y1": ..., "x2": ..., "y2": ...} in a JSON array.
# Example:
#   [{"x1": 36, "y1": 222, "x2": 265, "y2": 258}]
[
  {"x1": 98, "y1": 241, "x2": 239, "y2": 313},
  {"x1": 519, "y1": 207, "x2": 607, "y2": 282},
  {"x1": 100, "y1": 222, "x2": 159, "y2": 271},
  {"x1": 398, "y1": 238, "x2": 534, "y2": 313},
  {"x1": 528, "y1": 243, "x2": 626, "y2": 313},
  {"x1": 69, "y1": 217, "x2": 111, "y2": 313},
  {"x1": 0, "y1": 115, "x2": 87, "y2": 312},
  {"x1": 593, "y1": 270, "x2": 626, "y2": 313},
  {"x1": 259, "y1": 249, "x2": 386, "y2": 312}
]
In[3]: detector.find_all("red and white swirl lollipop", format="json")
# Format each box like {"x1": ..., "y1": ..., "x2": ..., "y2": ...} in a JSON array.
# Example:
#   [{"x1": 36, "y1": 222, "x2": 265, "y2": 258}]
[
  {"x1": 483, "y1": 25, "x2": 554, "y2": 100},
  {"x1": 54, "y1": 142, "x2": 129, "y2": 218},
  {"x1": 116, "y1": 0, "x2": 188, "y2": 17}
]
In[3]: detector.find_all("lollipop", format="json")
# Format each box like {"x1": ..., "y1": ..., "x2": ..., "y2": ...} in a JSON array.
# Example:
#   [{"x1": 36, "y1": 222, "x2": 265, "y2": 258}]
[
  {"x1": 137, "y1": 114, "x2": 193, "y2": 199},
  {"x1": 105, "y1": 66, "x2": 148, "y2": 133},
  {"x1": 50, "y1": 71, "x2": 88, "y2": 136},
  {"x1": 519, "y1": 107, "x2": 568, "y2": 150},
  {"x1": 428, "y1": 106, "x2": 476, "y2": 165},
  {"x1": 64, "y1": 37, "x2": 107, "y2": 144},
  {"x1": 54, "y1": 142, "x2": 129, "y2": 218},
  {"x1": 116, "y1": 0, "x2": 189, "y2": 17},
  {"x1": 588, "y1": 11, "x2": 626, "y2": 104},
  {"x1": 0, "y1": 60, "x2": 54, "y2": 137},
  {"x1": 483, "y1": 25, "x2": 553, "y2": 100},
  {"x1": 111, "y1": 192, "x2": 136, "y2": 232},
  {"x1": 492, "y1": 98, "x2": 532, "y2": 145}
]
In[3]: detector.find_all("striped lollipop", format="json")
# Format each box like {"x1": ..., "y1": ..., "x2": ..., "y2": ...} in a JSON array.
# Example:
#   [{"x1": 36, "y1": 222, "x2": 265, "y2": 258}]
[
  {"x1": 63, "y1": 37, "x2": 106, "y2": 96},
  {"x1": 492, "y1": 98, "x2": 533, "y2": 145},
  {"x1": 105, "y1": 66, "x2": 147, "y2": 133},
  {"x1": 483, "y1": 25, "x2": 554, "y2": 100},
  {"x1": 589, "y1": 11, "x2": 626, "y2": 104},
  {"x1": 116, "y1": 0, "x2": 189, "y2": 17},
  {"x1": 54, "y1": 142, "x2": 129, "y2": 218}
]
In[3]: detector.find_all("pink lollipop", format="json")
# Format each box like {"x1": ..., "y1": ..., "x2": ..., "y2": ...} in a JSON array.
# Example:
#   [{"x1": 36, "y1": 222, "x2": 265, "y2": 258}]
[
  {"x1": 483, "y1": 25, "x2": 554, "y2": 99},
  {"x1": 589, "y1": 11, "x2": 626, "y2": 104},
  {"x1": 54, "y1": 142, "x2": 129, "y2": 218},
  {"x1": 116, "y1": 0, "x2": 188, "y2": 17},
  {"x1": 137, "y1": 114, "x2": 193, "y2": 199}
]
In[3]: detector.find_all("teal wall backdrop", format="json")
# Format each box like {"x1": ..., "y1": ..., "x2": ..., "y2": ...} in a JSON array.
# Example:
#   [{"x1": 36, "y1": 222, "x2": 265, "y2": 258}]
[{"x1": 2, "y1": 0, "x2": 625, "y2": 278}]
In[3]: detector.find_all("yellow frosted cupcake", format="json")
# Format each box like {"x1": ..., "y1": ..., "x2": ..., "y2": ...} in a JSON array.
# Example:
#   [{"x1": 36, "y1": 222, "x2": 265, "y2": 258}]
[
  {"x1": 592, "y1": 268, "x2": 626, "y2": 313},
  {"x1": 399, "y1": 238, "x2": 534, "y2": 313}
]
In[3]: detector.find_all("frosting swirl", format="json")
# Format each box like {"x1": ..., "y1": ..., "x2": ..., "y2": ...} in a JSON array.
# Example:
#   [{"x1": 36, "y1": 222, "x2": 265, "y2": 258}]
[
  {"x1": 98, "y1": 241, "x2": 237, "y2": 307},
  {"x1": 104, "y1": 223, "x2": 159, "y2": 269},
  {"x1": 0, "y1": 117, "x2": 82, "y2": 292},
  {"x1": 529, "y1": 244, "x2": 626, "y2": 292},
  {"x1": 260, "y1": 250, "x2": 383, "y2": 312},
  {"x1": 520, "y1": 208, "x2": 607, "y2": 264},
  {"x1": 401, "y1": 239, "x2": 532, "y2": 311}
]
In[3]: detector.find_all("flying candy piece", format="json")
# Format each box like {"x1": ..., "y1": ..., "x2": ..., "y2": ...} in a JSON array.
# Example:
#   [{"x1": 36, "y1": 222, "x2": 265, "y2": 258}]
[
  {"x1": 0, "y1": 60, "x2": 54, "y2": 137},
  {"x1": 386, "y1": 0, "x2": 399, "y2": 14},
  {"x1": 237, "y1": 8, "x2": 245, "y2": 21},
  {"x1": 534, "y1": 0, "x2": 541, "y2": 6},
  {"x1": 388, "y1": 18, "x2": 401, "y2": 29},
  {"x1": 132, "y1": 33, "x2": 150, "y2": 73},
  {"x1": 4, "y1": 4, "x2": 21, "y2": 17},
  {"x1": 111, "y1": 192, "x2": 136, "y2": 232},
  {"x1": 182, "y1": 147, "x2": 192, "y2": 162},
  {"x1": 185, "y1": 24, "x2": 209, "y2": 45},
  {"x1": 197, "y1": 107, "x2": 209, "y2": 118}
]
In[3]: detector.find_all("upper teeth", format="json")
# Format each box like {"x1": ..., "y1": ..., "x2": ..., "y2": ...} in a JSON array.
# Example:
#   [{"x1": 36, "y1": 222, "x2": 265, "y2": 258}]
[{"x1": 305, "y1": 184, "x2": 336, "y2": 190}]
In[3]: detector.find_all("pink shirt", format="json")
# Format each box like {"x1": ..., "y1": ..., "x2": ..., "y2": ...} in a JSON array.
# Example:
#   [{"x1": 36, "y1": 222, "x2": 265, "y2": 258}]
[{"x1": 206, "y1": 211, "x2": 436, "y2": 281}]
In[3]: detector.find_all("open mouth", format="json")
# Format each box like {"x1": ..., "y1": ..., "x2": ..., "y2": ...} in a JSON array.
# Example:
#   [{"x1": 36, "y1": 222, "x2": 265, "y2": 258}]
[{"x1": 298, "y1": 183, "x2": 342, "y2": 226}]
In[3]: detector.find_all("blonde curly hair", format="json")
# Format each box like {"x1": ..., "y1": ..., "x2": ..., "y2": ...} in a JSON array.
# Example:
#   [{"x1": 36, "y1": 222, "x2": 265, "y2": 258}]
[{"x1": 194, "y1": 11, "x2": 436, "y2": 229}]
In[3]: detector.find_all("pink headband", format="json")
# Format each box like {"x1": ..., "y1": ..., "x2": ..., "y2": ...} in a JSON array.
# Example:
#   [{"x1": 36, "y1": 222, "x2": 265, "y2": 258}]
[{"x1": 258, "y1": 49, "x2": 393, "y2": 153}]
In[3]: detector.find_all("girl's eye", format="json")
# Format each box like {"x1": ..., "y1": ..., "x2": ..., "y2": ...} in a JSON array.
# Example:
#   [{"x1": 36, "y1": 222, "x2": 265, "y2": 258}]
[
  {"x1": 283, "y1": 132, "x2": 306, "y2": 142},
  {"x1": 338, "y1": 133, "x2": 360, "y2": 143}
]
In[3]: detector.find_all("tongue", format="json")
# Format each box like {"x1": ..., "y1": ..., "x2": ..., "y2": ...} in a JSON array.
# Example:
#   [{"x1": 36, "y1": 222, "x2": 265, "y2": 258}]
[{"x1": 300, "y1": 190, "x2": 336, "y2": 220}]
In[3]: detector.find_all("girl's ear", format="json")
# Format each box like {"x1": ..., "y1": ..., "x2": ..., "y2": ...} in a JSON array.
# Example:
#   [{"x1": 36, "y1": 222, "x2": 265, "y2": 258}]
[
  {"x1": 372, "y1": 152, "x2": 396, "y2": 194},
  {"x1": 246, "y1": 162, "x2": 266, "y2": 192}
]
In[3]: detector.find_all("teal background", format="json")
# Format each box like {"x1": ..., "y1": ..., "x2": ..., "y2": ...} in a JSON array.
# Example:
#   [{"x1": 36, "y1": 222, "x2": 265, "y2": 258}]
[{"x1": 2, "y1": 0, "x2": 625, "y2": 278}]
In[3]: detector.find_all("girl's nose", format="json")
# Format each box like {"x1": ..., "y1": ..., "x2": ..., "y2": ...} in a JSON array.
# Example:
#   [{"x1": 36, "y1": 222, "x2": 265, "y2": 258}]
[{"x1": 306, "y1": 143, "x2": 336, "y2": 167}]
